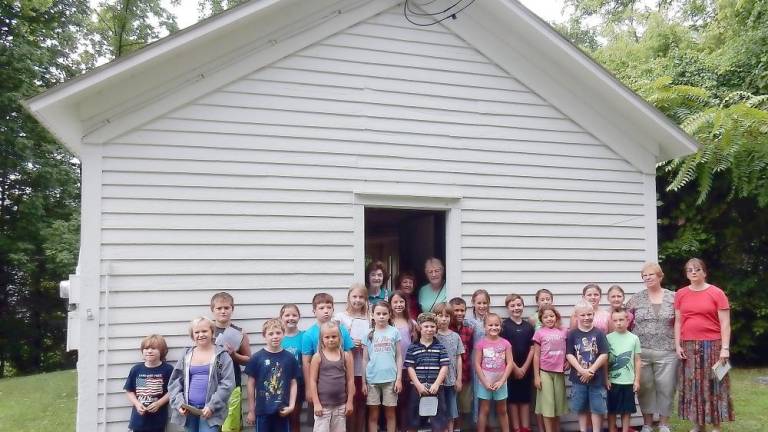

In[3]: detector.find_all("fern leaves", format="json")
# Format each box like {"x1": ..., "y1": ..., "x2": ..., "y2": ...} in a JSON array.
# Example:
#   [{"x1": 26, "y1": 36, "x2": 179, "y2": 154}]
[{"x1": 653, "y1": 80, "x2": 768, "y2": 206}]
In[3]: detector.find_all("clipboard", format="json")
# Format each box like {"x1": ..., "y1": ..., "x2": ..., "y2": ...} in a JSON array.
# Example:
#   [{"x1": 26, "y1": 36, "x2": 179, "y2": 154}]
[{"x1": 181, "y1": 403, "x2": 204, "y2": 416}]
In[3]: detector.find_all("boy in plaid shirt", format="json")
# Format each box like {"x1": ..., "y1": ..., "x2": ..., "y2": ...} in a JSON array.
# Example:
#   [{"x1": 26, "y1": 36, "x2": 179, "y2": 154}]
[{"x1": 449, "y1": 297, "x2": 474, "y2": 428}]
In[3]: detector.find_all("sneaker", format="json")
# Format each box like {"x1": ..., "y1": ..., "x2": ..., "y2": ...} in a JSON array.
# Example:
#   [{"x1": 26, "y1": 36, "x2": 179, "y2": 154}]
[
  {"x1": 658, "y1": 426, "x2": 671, "y2": 432},
  {"x1": 640, "y1": 426, "x2": 654, "y2": 432}
]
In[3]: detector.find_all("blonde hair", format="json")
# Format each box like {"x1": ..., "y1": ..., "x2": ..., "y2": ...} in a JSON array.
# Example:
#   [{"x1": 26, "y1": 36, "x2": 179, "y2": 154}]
[
  {"x1": 641, "y1": 262, "x2": 664, "y2": 278},
  {"x1": 573, "y1": 300, "x2": 593, "y2": 313},
  {"x1": 471, "y1": 289, "x2": 490, "y2": 319},
  {"x1": 262, "y1": 318, "x2": 285, "y2": 335},
  {"x1": 188, "y1": 316, "x2": 215, "y2": 339},
  {"x1": 483, "y1": 312, "x2": 502, "y2": 326},
  {"x1": 318, "y1": 320, "x2": 342, "y2": 351},
  {"x1": 346, "y1": 283, "x2": 369, "y2": 316}
]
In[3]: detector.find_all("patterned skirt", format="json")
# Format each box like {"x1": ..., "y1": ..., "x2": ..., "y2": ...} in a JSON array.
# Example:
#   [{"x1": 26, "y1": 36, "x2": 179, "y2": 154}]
[{"x1": 678, "y1": 340, "x2": 735, "y2": 424}]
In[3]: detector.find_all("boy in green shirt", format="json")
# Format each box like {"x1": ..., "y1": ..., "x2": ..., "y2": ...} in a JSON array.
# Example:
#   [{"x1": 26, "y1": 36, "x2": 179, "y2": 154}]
[{"x1": 606, "y1": 308, "x2": 641, "y2": 432}]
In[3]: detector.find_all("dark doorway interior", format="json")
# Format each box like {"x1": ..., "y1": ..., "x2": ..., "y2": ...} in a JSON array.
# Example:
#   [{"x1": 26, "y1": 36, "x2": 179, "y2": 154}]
[{"x1": 364, "y1": 208, "x2": 446, "y2": 290}]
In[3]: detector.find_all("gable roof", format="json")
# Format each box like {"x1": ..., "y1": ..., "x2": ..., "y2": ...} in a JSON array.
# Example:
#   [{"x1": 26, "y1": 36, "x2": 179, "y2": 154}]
[{"x1": 24, "y1": 0, "x2": 697, "y2": 172}]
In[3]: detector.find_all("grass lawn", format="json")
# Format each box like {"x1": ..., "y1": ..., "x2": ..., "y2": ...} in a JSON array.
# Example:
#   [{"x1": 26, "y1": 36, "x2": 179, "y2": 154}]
[
  {"x1": 0, "y1": 368, "x2": 766, "y2": 431},
  {"x1": 666, "y1": 368, "x2": 768, "y2": 432},
  {"x1": 0, "y1": 369, "x2": 76, "y2": 432}
]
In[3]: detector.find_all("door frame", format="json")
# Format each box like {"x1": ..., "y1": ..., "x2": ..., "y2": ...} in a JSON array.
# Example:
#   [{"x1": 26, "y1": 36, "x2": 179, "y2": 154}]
[{"x1": 352, "y1": 191, "x2": 462, "y2": 301}]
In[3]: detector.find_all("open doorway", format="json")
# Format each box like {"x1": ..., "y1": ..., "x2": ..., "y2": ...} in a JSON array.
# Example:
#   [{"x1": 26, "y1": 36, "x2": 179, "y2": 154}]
[{"x1": 364, "y1": 208, "x2": 446, "y2": 290}]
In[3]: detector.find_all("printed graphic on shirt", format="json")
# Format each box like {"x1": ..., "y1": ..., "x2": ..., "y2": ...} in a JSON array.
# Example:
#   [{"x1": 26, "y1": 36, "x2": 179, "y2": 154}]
[
  {"x1": 261, "y1": 360, "x2": 285, "y2": 405},
  {"x1": 575, "y1": 336, "x2": 599, "y2": 369},
  {"x1": 373, "y1": 336, "x2": 395, "y2": 353},
  {"x1": 481, "y1": 345, "x2": 506, "y2": 370},
  {"x1": 609, "y1": 351, "x2": 632, "y2": 380},
  {"x1": 135, "y1": 373, "x2": 165, "y2": 406}
]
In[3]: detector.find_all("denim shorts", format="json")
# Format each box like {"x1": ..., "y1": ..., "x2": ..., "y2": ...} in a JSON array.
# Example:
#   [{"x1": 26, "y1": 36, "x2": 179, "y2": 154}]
[
  {"x1": 443, "y1": 385, "x2": 458, "y2": 419},
  {"x1": 569, "y1": 383, "x2": 607, "y2": 415}
]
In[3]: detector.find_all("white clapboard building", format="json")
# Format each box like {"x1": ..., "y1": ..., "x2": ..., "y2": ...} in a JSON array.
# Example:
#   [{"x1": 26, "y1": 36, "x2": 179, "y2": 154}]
[{"x1": 26, "y1": 0, "x2": 696, "y2": 430}]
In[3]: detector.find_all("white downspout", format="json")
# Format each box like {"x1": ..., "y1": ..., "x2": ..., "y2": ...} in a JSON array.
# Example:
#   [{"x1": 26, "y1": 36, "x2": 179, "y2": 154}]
[{"x1": 100, "y1": 262, "x2": 111, "y2": 431}]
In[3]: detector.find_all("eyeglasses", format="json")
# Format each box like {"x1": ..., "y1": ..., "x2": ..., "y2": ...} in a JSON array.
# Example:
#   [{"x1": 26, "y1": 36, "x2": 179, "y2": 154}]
[
  {"x1": 685, "y1": 268, "x2": 703, "y2": 273},
  {"x1": 641, "y1": 273, "x2": 658, "y2": 278}
]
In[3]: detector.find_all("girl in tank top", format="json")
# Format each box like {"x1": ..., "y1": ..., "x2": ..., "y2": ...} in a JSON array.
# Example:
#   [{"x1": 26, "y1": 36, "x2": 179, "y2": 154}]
[{"x1": 309, "y1": 321, "x2": 355, "y2": 432}]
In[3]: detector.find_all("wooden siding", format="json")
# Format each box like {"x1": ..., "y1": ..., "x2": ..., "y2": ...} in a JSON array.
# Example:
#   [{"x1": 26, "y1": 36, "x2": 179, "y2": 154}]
[{"x1": 96, "y1": 8, "x2": 647, "y2": 430}]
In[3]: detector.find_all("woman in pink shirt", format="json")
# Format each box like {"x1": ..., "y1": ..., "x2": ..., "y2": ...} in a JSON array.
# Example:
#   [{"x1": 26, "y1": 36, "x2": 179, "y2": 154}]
[{"x1": 674, "y1": 258, "x2": 734, "y2": 432}]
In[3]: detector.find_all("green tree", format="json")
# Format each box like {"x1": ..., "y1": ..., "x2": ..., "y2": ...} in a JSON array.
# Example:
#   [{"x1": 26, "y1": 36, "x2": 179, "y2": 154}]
[
  {"x1": 1, "y1": 0, "x2": 184, "y2": 377},
  {"x1": 1, "y1": 0, "x2": 90, "y2": 375},
  {"x1": 560, "y1": 0, "x2": 768, "y2": 363},
  {"x1": 196, "y1": 0, "x2": 249, "y2": 19},
  {"x1": 88, "y1": 0, "x2": 178, "y2": 59}
]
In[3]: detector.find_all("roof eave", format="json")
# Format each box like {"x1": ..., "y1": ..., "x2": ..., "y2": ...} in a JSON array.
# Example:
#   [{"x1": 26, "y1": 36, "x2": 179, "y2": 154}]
[{"x1": 471, "y1": 0, "x2": 699, "y2": 163}]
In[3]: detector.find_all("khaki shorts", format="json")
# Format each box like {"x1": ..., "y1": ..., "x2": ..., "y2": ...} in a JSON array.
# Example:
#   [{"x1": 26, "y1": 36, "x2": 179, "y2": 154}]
[
  {"x1": 535, "y1": 370, "x2": 567, "y2": 418},
  {"x1": 366, "y1": 381, "x2": 398, "y2": 407},
  {"x1": 313, "y1": 404, "x2": 346, "y2": 432}
]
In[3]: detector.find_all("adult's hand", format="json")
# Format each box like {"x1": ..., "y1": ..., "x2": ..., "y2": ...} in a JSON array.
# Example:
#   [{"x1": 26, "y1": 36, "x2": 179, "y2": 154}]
[{"x1": 676, "y1": 345, "x2": 687, "y2": 360}]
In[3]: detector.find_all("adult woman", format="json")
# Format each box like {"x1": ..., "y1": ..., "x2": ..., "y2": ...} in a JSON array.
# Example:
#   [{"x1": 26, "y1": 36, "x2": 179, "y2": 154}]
[
  {"x1": 626, "y1": 262, "x2": 677, "y2": 432},
  {"x1": 366, "y1": 260, "x2": 390, "y2": 305},
  {"x1": 418, "y1": 257, "x2": 446, "y2": 312},
  {"x1": 674, "y1": 258, "x2": 734, "y2": 431},
  {"x1": 395, "y1": 271, "x2": 421, "y2": 319}
]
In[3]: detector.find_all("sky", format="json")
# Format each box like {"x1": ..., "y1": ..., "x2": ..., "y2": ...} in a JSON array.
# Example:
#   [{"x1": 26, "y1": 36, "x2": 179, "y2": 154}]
[{"x1": 166, "y1": 0, "x2": 568, "y2": 29}]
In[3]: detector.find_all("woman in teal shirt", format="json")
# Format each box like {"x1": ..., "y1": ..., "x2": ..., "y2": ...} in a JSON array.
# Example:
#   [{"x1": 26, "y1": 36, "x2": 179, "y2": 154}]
[{"x1": 418, "y1": 257, "x2": 446, "y2": 312}]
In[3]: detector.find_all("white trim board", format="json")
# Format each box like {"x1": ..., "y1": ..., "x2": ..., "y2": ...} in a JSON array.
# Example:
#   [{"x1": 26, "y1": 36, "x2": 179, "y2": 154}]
[{"x1": 352, "y1": 192, "x2": 462, "y2": 301}]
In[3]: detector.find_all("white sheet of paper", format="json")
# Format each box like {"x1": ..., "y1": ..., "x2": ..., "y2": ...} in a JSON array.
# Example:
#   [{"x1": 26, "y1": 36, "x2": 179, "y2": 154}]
[
  {"x1": 711, "y1": 359, "x2": 731, "y2": 381},
  {"x1": 215, "y1": 326, "x2": 243, "y2": 350},
  {"x1": 350, "y1": 318, "x2": 370, "y2": 341}
]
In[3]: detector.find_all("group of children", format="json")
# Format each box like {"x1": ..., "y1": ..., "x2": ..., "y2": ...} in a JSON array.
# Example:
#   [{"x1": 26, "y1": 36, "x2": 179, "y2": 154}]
[{"x1": 123, "y1": 285, "x2": 642, "y2": 432}]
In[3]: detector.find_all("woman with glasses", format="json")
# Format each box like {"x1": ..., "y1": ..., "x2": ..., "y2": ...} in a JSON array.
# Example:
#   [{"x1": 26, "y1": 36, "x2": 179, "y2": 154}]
[
  {"x1": 626, "y1": 262, "x2": 677, "y2": 432},
  {"x1": 674, "y1": 258, "x2": 734, "y2": 432}
]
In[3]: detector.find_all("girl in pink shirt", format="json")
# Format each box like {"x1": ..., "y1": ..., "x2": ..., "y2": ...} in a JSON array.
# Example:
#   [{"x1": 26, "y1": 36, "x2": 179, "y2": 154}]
[
  {"x1": 532, "y1": 305, "x2": 567, "y2": 432},
  {"x1": 474, "y1": 313, "x2": 514, "y2": 432}
]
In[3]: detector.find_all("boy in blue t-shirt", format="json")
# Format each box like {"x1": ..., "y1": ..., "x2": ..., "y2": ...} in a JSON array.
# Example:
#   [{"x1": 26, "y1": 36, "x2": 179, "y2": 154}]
[
  {"x1": 245, "y1": 319, "x2": 298, "y2": 432},
  {"x1": 301, "y1": 293, "x2": 354, "y2": 399},
  {"x1": 124, "y1": 334, "x2": 174, "y2": 432},
  {"x1": 566, "y1": 301, "x2": 609, "y2": 432}
]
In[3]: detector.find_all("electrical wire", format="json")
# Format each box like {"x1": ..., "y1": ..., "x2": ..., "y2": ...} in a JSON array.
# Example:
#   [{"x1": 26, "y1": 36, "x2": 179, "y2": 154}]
[{"x1": 403, "y1": 0, "x2": 477, "y2": 26}]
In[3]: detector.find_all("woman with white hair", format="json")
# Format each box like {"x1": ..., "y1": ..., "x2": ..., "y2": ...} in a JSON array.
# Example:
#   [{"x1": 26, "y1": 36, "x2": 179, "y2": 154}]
[{"x1": 418, "y1": 257, "x2": 446, "y2": 312}]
